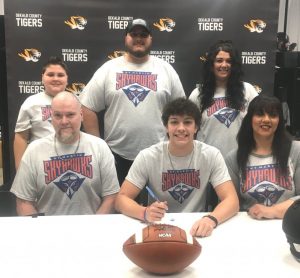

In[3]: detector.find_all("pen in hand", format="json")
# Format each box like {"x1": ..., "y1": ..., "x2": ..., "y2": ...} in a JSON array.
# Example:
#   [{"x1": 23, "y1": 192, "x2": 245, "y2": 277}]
[{"x1": 145, "y1": 186, "x2": 160, "y2": 202}]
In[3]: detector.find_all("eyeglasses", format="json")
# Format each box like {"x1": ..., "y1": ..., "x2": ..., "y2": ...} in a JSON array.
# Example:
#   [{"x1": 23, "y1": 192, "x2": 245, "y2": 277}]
[{"x1": 129, "y1": 32, "x2": 150, "y2": 38}]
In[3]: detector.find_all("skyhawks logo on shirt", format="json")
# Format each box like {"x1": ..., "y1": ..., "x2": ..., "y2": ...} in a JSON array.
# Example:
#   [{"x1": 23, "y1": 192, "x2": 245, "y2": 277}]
[
  {"x1": 242, "y1": 164, "x2": 292, "y2": 206},
  {"x1": 41, "y1": 105, "x2": 52, "y2": 122},
  {"x1": 162, "y1": 169, "x2": 200, "y2": 204},
  {"x1": 116, "y1": 71, "x2": 157, "y2": 106},
  {"x1": 44, "y1": 153, "x2": 93, "y2": 199},
  {"x1": 207, "y1": 97, "x2": 240, "y2": 128}
]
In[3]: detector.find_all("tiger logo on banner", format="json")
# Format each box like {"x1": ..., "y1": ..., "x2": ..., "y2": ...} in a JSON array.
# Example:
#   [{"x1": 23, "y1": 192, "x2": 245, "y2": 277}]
[
  {"x1": 18, "y1": 48, "x2": 41, "y2": 62},
  {"x1": 244, "y1": 19, "x2": 266, "y2": 33},
  {"x1": 153, "y1": 18, "x2": 175, "y2": 32},
  {"x1": 253, "y1": 84, "x2": 262, "y2": 94},
  {"x1": 64, "y1": 16, "x2": 87, "y2": 30},
  {"x1": 199, "y1": 54, "x2": 207, "y2": 62},
  {"x1": 108, "y1": 50, "x2": 126, "y2": 59},
  {"x1": 66, "y1": 83, "x2": 86, "y2": 97}
]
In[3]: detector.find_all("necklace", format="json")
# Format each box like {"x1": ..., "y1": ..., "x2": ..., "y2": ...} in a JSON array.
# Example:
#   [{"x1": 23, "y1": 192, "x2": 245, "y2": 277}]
[
  {"x1": 54, "y1": 134, "x2": 80, "y2": 159},
  {"x1": 167, "y1": 143, "x2": 195, "y2": 170}
]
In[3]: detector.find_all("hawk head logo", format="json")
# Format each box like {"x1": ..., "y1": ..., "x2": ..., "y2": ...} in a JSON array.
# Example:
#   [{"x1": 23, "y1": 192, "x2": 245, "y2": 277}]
[
  {"x1": 248, "y1": 183, "x2": 284, "y2": 206},
  {"x1": 65, "y1": 16, "x2": 87, "y2": 30},
  {"x1": 66, "y1": 83, "x2": 86, "y2": 97},
  {"x1": 108, "y1": 50, "x2": 126, "y2": 60},
  {"x1": 54, "y1": 172, "x2": 85, "y2": 199},
  {"x1": 122, "y1": 84, "x2": 150, "y2": 107},
  {"x1": 214, "y1": 108, "x2": 239, "y2": 128},
  {"x1": 169, "y1": 183, "x2": 193, "y2": 204},
  {"x1": 153, "y1": 18, "x2": 176, "y2": 32},
  {"x1": 244, "y1": 19, "x2": 266, "y2": 33},
  {"x1": 18, "y1": 48, "x2": 41, "y2": 62}
]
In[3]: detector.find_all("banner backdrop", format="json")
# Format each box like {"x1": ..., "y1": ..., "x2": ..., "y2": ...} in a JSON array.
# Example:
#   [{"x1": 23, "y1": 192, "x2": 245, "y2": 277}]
[{"x1": 4, "y1": 0, "x2": 279, "y2": 177}]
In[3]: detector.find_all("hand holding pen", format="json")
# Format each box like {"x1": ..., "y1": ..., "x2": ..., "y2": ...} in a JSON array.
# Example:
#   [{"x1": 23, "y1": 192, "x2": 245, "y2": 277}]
[{"x1": 144, "y1": 186, "x2": 168, "y2": 223}]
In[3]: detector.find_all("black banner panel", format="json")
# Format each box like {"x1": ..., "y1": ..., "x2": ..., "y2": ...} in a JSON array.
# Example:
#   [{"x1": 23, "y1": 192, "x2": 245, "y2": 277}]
[{"x1": 4, "y1": 0, "x2": 279, "y2": 177}]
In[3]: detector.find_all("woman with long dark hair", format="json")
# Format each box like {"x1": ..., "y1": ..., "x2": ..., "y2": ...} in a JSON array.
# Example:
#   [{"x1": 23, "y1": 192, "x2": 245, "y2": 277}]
[
  {"x1": 189, "y1": 40, "x2": 257, "y2": 156},
  {"x1": 226, "y1": 95, "x2": 300, "y2": 219}
]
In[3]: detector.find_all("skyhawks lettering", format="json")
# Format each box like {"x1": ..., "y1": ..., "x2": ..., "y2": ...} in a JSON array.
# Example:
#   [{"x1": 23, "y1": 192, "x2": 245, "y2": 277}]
[
  {"x1": 116, "y1": 72, "x2": 157, "y2": 90},
  {"x1": 207, "y1": 97, "x2": 228, "y2": 116},
  {"x1": 162, "y1": 169, "x2": 200, "y2": 191},
  {"x1": 41, "y1": 106, "x2": 51, "y2": 121},
  {"x1": 242, "y1": 164, "x2": 293, "y2": 192},
  {"x1": 44, "y1": 155, "x2": 92, "y2": 184}
]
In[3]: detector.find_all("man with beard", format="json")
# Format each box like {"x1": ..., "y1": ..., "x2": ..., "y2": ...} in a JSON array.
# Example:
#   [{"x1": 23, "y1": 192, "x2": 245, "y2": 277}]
[
  {"x1": 10, "y1": 91, "x2": 119, "y2": 215},
  {"x1": 80, "y1": 18, "x2": 185, "y2": 203}
]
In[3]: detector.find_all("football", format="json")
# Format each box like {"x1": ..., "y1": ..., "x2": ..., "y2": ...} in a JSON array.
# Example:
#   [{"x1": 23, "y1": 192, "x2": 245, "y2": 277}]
[{"x1": 123, "y1": 223, "x2": 201, "y2": 275}]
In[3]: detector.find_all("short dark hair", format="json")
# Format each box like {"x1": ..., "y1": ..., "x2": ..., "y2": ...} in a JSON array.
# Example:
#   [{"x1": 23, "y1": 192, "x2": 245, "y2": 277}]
[
  {"x1": 162, "y1": 98, "x2": 201, "y2": 129},
  {"x1": 42, "y1": 56, "x2": 69, "y2": 75}
]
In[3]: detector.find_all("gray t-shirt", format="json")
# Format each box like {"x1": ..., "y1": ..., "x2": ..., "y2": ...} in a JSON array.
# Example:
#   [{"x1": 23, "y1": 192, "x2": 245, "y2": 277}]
[
  {"x1": 189, "y1": 82, "x2": 257, "y2": 156},
  {"x1": 80, "y1": 55, "x2": 185, "y2": 160},
  {"x1": 15, "y1": 91, "x2": 54, "y2": 142},
  {"x1": 126, "y1": 141, "x2": 230, "y2": 212},
  {"x1": 11, "y1": 132, "x2": 119, "y2": 215},
  {"x1": 225, "y1": 141, "x2": 300, "y2": 210}
]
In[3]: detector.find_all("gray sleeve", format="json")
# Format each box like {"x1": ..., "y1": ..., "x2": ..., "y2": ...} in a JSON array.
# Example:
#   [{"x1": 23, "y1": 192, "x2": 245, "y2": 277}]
[
  {"x1": 126, "y1": 151, "x2": 148, "y2": 190},
  {"x1": 225, "y1": 149, "x2": 241, "y2": 196},
  {"x1": 209, "y1": 149, "x2": 231, "y2": 188},
  {"x1": 291, "y1": 141, "x2": 300, "y2": 199},
  {"x1": 169, "y1": 65, "x2": 186, "y2": 99},
  {"x1": 15, "y1": 100, "x2": 31, "y2": 132},
  {"x1": 10, "y1": 145, "x2": 38, "y2": 201},
  {"x1": 98, "y1": 142, "x2": 120, "y2": 197},
  {"x1": 80, "y1": 66, "x2": 107, "y2": 112},
  {"x1": 188, "y1": 87, "x2": 200, "y2": 104}
]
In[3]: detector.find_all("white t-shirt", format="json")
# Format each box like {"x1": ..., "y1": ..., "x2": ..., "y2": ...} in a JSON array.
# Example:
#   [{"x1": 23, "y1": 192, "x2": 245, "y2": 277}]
[
  {"x1": 225, "y1": 141, "x2": 300, "y2": 210},
  {"x1": 126, "y1": 141, "x2": 231, "y2": 212},
  {"x1": 11, "y1": 132, "x2": 120, "y2": 215},
  {"x1": 80, "y1": 56, "x2": 186, "y2": 160},
  {"x1": 189, "y1": 82, "x2": 257, "y2": 156},
  {"x1": 15, "y1": 92, "x2": 54, "y2": 142}
]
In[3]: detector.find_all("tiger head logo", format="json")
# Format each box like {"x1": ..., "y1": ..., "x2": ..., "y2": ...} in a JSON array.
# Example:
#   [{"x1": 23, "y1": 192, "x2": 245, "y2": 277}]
[
  {"x1": 18, "y1": 48, "x2": 41, "y2": 62},
  {"x1": 253, "y1": 84, "x2": 262, "y2": 94},
  {"x1": 244, "y1": 19, "x2": 266, "y2": 33},
  {"x1": 199, "y1": 55, "x2": 207, "y2": 62},
  {"x1": 153, "y1": 18, "x2": 175, "y2": 32},
  {"x1": 64, "y1": 16, "x2": 87, "y2": 30},
  {"x1": 108, "y1": 50, "x2": 126, "y2": 60},
  {"x1": 66, "y1": 83, "x2": 86, "y2": 97}
]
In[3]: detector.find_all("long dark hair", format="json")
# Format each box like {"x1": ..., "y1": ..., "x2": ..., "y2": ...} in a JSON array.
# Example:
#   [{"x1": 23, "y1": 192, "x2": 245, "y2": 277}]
[
  {"x1": 198, "y1": 40, "x2": 245, "y2": 114},
  {"x1": 237, "y1": 95, "x2": 292, "y2": 179}
]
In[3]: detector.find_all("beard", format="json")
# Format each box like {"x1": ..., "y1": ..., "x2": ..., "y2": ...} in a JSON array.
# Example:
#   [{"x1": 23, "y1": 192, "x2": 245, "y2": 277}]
[
  {"x1": 56, "y1": 129, "x2": 78, "y2": 144},
  {"x1": 125, "y1": 43, "x2": 151, "y2": 58}
]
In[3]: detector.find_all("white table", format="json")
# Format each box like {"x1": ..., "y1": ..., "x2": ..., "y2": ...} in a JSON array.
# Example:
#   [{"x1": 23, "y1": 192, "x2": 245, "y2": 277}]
[{"x1": 0, "y1": 213, "x2": 298, "y2": 277}]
